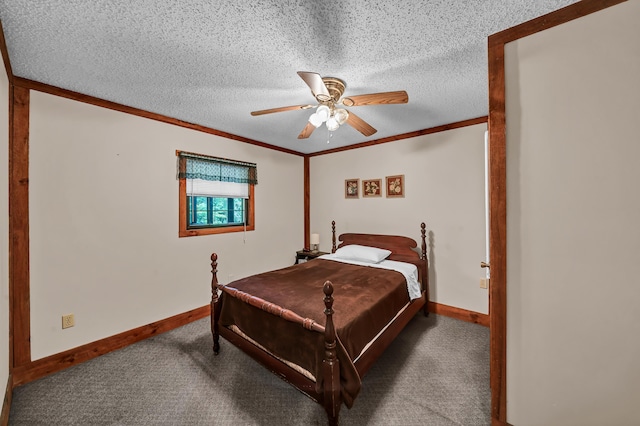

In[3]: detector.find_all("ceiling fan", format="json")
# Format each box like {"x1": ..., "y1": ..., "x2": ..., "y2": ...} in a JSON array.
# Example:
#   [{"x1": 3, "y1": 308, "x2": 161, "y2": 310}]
[{"x1": 251, "y1": 71, "x2": 409, "y2": 140}]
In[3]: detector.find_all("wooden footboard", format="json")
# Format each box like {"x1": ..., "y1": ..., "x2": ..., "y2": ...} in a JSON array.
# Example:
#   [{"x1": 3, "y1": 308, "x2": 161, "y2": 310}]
[{"x1": 210, "y1": 253, "x2": 342, "y2": 425}]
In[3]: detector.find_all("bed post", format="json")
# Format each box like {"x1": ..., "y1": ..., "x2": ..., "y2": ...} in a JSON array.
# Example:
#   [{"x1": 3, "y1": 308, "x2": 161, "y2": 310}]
[
  {"x1": 331, "y1": 220, "x2": 336, "y2": 253},
  {"x1": 322, "y1": 281, "x2": 341, "y2": 426},
  {"x1": 420, "y1": 223, "x2": 429, "y2": 316},
  {"x1": 211, "y1": 253, "x2": 221, "y2": 355}
]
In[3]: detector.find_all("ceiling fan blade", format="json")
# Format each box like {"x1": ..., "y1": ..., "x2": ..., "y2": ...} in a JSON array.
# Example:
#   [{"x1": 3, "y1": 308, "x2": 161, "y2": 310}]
[
  {"x1": 251, "y1": 104, "x2": 314, "y2": 116},
  {"x1": 297, "y1": 71, "x2": 330, "y2": 99},
  {"x1": 341, "y1": 90, "x2": 408, "y2": 107},
  {"x1": 346, "y1": 112, "x2": 377, "y2": 137},
  {"x1": 297, "y1": 122, "x2": 317, "y2": 139}
]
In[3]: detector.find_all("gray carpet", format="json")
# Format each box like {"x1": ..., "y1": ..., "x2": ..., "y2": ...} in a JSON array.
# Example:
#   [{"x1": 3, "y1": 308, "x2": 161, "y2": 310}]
[{"x1": 9, "y1": 314, "x2": 490, "y2": 425}]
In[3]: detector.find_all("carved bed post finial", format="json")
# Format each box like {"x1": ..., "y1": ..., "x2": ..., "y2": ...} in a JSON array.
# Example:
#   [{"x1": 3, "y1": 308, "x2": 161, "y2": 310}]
[
  {"x1": 211, "y1": 253, "x2": 221, "y2": 355},
  {"x1": 322, "y1": 281, "x2": 341, "y2": 426},
  {"x1": 420, "y1": 222, "x2": 427, "y2": 260},
  {"x1": 331, "y1": 221, "x2": 336, "y2": 253},
  {"x1": 419, "y1": 223, "x2": 430, "y2": 316}
]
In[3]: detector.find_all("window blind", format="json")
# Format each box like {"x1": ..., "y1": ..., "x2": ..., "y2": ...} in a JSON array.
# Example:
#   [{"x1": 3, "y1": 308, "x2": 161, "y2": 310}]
[{"x1": 186, "y1": 179, "x2": 249, "y2": 198}]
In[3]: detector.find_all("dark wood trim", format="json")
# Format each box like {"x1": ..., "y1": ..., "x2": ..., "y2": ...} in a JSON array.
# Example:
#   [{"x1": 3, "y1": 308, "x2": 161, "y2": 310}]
[
  {"x1": 12, "y1": 76, "x2": 305, "y2": 157},
  {"x1": 9, "y1": 78, "x2": 489, "y2": 163},
  {"x1": 427, "y1": 302, "x2": 489, "y2": 327},
  {"x1": 10, "y1": 74, "x2": 491, "y2": 161},
  {"x1": 487, "y1": 35, "x2": 508, "y2": 425},
  {"x1": 178, "y1": 177, "x2": 188, "y2": 235},
  {"x1": 490, "y1": 0, "x2": 626, "y2": 46},
  {"x1": 1, "y1": 374, "x2": 11, "y2": 426},
  {"x1": 308, "y1": 116, "x2": 488, "y2": 157},
  {"x1": 0, "y1": 21, "x2": 13, "y2": 82},
  {"x1": 486, "y1": 1, "x2": 626, "y2": 423},
  {"x1": 303, "y1": 157, "x2": 310, "y2": 250},
  {"x1": 11, "y1": 305, "x2": 210, "y2": 387},
  {"x1": 9, "y1": 85, "x2": 30, "y2": 368},
  {"x1": 3, "y1": 23, "x2": 16, "y2": 424}
]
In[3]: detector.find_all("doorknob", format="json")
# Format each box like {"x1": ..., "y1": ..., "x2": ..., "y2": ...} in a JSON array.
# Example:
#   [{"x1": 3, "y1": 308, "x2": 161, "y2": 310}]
[{"x1": 480, "y1": 261, "x2": 490, "y2": 269}]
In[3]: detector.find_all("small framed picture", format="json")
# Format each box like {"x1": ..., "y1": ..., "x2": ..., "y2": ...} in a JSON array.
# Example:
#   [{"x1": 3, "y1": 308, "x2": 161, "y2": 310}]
[
  {"x1": 386, "y1": 174, "x2": 405, "y2": 198},
  {"x1": 345, "y1": 179, "x2": 359, "y2": 198},
  {"x1": 362, "y1": 179, "x2": 382, "y2": 197}
]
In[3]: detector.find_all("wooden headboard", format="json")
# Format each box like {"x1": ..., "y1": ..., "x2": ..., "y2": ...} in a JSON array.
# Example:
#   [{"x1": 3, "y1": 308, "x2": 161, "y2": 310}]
[
  {"x1": 331, "y1": 221, "x2": 427, "y2": 261},
  {"x1": 329, "y1": 221, "x2": 429, "y2": 296}
]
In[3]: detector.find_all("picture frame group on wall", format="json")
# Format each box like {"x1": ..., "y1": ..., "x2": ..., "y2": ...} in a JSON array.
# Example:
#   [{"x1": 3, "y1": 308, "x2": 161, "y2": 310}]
[{"x1": 345, "y1": 175, "x2": 405, "y2": 198}]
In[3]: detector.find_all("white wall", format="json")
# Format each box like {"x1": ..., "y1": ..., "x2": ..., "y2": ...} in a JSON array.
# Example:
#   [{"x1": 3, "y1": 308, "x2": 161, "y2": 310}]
[
  {"x1": 0, "y1": 59, "x2": 10, "y2": 404},
  {"x1": 505, "y1": 1, "x2": 640, "y2": 424},
  {"x1": 28, "y1": 91, "x2": 303, "y2": 359},
  {"x1": 310, "y1": 124, "x2": 488, "y2": 314}
]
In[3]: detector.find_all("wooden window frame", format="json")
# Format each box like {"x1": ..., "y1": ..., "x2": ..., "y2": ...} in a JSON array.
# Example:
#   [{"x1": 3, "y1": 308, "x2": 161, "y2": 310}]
[{"x1": 178, "y1": 177, "x2": 255, "y2": 237}]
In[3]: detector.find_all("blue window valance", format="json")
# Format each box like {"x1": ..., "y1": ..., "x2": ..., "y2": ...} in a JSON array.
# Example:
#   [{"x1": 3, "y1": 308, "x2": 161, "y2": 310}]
[{"x1": 177, "y1": 151, "x2": 257, "y2": 185}]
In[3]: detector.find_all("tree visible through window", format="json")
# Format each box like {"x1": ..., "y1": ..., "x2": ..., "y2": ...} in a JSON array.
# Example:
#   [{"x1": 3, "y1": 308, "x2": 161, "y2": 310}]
[
  {"x1": 177, "y1": 151, "x2": 257, "y2": 237},
  {"x1": 188, "y1": 196, "x2": 246, "y2": 227}
]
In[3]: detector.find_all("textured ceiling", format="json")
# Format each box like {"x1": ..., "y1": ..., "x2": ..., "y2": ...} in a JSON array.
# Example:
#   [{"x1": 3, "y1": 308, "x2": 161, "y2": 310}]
[{"x1": 0, "y1": 0, "x2": 578, "y2": 154}]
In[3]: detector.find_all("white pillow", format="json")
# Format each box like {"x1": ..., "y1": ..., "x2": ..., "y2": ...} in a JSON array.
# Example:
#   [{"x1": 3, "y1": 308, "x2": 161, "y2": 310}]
[{"x1": 333, "y1": 244, "x2": 391, "y2": 263}]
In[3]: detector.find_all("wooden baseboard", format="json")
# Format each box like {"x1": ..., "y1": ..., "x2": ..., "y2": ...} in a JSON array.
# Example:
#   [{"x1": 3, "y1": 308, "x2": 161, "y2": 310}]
[
  {"x1": 428, "y1": 301, "x2": 489, "y2": 327},
  {"x1": 1, "y1": 374, "x2": 11, "y2": 426},
  {"x1": 12, "y1": 305, "x2": 210, "y2": 387}
]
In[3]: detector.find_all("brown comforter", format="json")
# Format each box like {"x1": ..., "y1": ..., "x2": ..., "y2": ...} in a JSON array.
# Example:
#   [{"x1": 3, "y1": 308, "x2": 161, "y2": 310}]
[{"x1": 218, "y1": 258, "x2": 411, "y2": 407}]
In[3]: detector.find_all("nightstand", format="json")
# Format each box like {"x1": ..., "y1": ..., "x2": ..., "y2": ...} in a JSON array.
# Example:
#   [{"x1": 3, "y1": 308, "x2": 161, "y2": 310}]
[{"x1": 295, "y1": 250, "x2": 329, "y2": 264}]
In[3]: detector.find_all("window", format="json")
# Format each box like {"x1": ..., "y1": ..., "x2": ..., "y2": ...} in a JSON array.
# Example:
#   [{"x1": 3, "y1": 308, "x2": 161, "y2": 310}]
[
  {"x1": 187, "y1": 197, "x2": 246, "y2": 227},
  {"x1": 177, "y1": 151, "x2": 257, "y2": 237}
]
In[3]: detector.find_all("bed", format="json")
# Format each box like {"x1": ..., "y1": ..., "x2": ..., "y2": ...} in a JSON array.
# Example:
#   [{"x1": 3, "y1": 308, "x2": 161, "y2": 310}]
[{"x1": 210, "y1": 221, "x2": 429, "y2": 425}]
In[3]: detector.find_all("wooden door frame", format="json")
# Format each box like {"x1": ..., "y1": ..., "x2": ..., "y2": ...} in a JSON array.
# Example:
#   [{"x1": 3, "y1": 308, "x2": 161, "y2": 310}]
[
  {"x1": 487, "y1": 1, "x2": 626, "y2": 424},
  {"x1": 8, "y1": 85, "x2": 31, "y2": 370}
]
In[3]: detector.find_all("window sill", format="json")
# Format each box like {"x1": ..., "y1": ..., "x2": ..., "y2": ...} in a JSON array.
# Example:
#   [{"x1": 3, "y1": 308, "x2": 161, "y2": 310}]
[{"x1": 179, "y1": 224, "x2": 255, "y2": 237}]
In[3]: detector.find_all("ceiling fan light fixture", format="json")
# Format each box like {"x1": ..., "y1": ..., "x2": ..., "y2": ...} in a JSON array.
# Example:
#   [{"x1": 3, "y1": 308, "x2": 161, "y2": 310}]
[
  {"x1": 316, "y1": 105, "x2": 330, "y2": 122},
  {"x1": 308, "y1": 112, "x2": 323, "y2": 128},
  {"x1": 335, "y1": 108, "x2": 349, "y2": 125},
  {"x1": 326, "y1": 116, "x2": 340, "y2": 131},
  {"x1": 252, "y1": 71, "x2": 401, "y2": 140}
]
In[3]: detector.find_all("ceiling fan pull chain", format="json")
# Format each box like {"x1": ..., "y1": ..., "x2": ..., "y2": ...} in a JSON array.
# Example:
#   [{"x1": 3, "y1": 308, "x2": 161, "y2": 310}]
[{"x1": 327, "y1": 129, "x2": 333, "y2": 144}]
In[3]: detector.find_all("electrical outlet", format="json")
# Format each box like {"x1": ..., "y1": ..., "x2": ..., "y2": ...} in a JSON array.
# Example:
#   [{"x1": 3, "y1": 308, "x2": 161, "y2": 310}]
[
  {"x1": 62, "y1": 314, "x2": 75, "y2": 329},
  {"x1": 480, "y1": 278, "x2": 489, "y2": 289}
]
